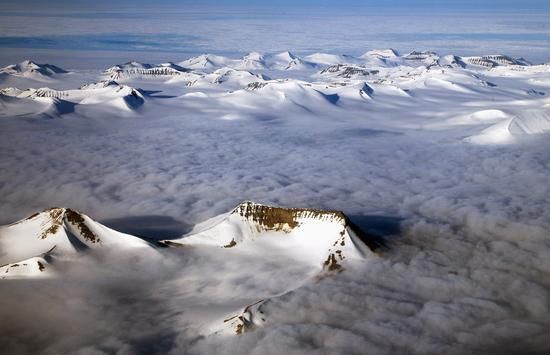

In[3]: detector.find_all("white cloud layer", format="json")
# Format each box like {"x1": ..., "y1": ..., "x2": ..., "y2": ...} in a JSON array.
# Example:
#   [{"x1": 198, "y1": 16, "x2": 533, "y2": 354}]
[{"x1": 0, "y1": 50, "x2": 550, "y2": 354}]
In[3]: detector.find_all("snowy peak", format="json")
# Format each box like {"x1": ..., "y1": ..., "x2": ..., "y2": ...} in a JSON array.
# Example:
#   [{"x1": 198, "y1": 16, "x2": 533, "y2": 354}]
[
  {"x1": 232, "y1": 201, "x2": 382, "y2": 251},
  {"x1": 275, "y1": 51, "x2": 316, "y2": 70},
  {"x1": 180, "y1": 202, "x2": 385, "y2": 337},
  {"x1": 465, "y1": 109, "x2": 550, "y2": 144},
  {"x1": 305, "y1": 53, "x2": 361, "y2": 66},
  {"x1": 111, "y1": 85, "x2": 145, "y2": 110},
  {"x1": 0, "y1": 207, "x2": 100, "y2": 266},
  {"x1": 8, "y1": 87, "x2": 70, "y2": 99},
  {"x1": 179, "y1": 54, "x2": 239, "y2": 71},
  {"x1": 181, "y1": 51, "x2": 317, "y2": 71},
  {"x1": 0, "y1": 207, "x2": 149, "y2": 268},
  {"x1": 465, "y1": 55, "x2": 528, "y2": 68},
  {"x1": 79, "y1": 80, "x2": 120, "y2": 90},
  {"x1": 364, "y1": 48, "x2": 399, "y2": 58},
  {"x1": 162, "y1": 201, "x2": 382, "y2": 266},
  {"x1": 172, "y1": 50, "x2": 540, "y2": 75},
  {"x1": 437, "y1": 55, "x2": 467, "y2": 68},
  {"x1": 180, "y1": 54, "x2": 215, "y2": 69},
  {"x1": 274, "y1": 51, "x2": 297, "y2": 62},
  {"x1": 319, "y1": 64, "x2": 380, "y2": 79},
  {"x1": 233, "y1": 201, "x2": 347, "y2": 233},
  {"x1": 244, "y1": 52, "x2": 264, "y2": 61},
  {"x1": 14, "y1": 207, "x2": 101, "y2": 243},
  {"x1": 1, "y1": 83, "x2": 146, "y2": 114},
  {"x1": 0, "y1": 60, "x2": 67, "y2": 77},
  {"x1": 104, "y1": 61, "x2": 190, "y2": 80},
  {"x1": 236, "y1": 52, "x2": 267, "y2": 70},
  {"x1": 235, "y1": 80, "x2": 342, "y2": 109},
  {"x1": 404, "y1": 51, "x2": 439, "y2": 61},
  {"x1": 209, "y1": 67, "x2": 268, "y2": 85},
  {"x1": 15, "y1": 60, "x2": 67, "y2": 75}
]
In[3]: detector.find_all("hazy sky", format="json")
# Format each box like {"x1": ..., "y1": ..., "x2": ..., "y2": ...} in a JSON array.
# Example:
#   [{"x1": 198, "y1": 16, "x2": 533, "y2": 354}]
[
  {"x1": 0, "y1": 0, "x2": 549, "y2": 67},
  {"x1": 2, "y1": 0, "x2": 550, "y2": 11}
]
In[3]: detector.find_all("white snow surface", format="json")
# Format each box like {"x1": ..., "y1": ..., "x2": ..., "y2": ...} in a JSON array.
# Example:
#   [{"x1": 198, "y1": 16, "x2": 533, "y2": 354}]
[{"x1": 0, "y1": 50, "x2": 550, "y2": 355}]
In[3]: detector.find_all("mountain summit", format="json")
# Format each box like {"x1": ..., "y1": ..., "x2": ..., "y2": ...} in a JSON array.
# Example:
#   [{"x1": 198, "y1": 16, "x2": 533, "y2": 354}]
[{"x1": 162, "y1": 201, "x2": 382, "y2": 271}]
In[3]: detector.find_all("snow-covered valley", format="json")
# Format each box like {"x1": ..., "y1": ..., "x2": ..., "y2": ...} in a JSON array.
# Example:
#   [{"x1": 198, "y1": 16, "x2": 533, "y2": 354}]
[{"x1": 1, "y1": 49, "x2": 550, "y2": 354}]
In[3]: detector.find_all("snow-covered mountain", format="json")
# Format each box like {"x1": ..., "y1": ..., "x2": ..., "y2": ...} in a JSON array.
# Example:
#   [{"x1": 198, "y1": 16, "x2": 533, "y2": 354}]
[
  {"x1": 0, "y1": 207, "x2": 150, "y2": 278},
  {"x1": 104, "y1": 61, "x2": 191, "y2": 80},
  {"x1": 189, "y1": 67, "x2": 270, "y2": 88},
  {"x1": 268, "y1": 51, "x2": 317, "y2": 70},
  {"x1": 465, "y1": 55, "x2": 530, "y2": 68},
  {"x1": 0, "y1": 51, "x2": 546, "y2": 136},
  {"x1": 0, "y1": 202, "x2": 385, "y2": 340},
  {"x1": 180, "y1": 51, "x2": 317, "y2": 72},
  {"x1": 0, "y1": 208, "x2": 148, "y2": 260},
  {"x1": 0, "y1": 81, "x2": 146, "y2": 116},
  {"x1": 363, "y1": 48, "x2": 400, "y2": 59},
  {"x1": 1, "y1": 49, "x2": 550, "y2": 354},
  {"x1": 0, "y1": 60, "x2": 67, "y2": 78},
  {"x1": 0, "y1": 202, "x2": 380, "y2": 282},
  {"x1": 465, "y1": 109, "x2": 550, "y2": 144},
  {"x1": 162, "y1": 201, "x2": 381, "y2": 263},
  {"x1": 235, "y1": 52, "x2": 268, "y2": 70},
  {"x1": 179, "y1": 54, "x2": 239, "y2": 70},
  {"x1": 318, "y1": 64, "x2": 380, "y2": 79}
]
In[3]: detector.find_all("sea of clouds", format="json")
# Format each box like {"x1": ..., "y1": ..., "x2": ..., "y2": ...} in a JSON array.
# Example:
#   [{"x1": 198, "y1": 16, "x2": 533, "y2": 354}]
[
  {"x1": 1, "y1": 71, "x2": 550, "y2": 353},
  {"x1": 1, "y1": 3, "x2": 550, "y2": 354}
]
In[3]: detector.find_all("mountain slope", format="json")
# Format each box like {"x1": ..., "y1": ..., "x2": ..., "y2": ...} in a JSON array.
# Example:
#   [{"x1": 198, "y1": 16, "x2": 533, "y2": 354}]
[
  {"x1": 104, "y1": 61, "x2": 191, "y2": 80},
  {"x1": 0, "y1": 60, "x2": 67, "y2": 78},
  {"x1": 0, "y1": 82, "x2": 146, "y2": 115},
  {"x1": 0, "y1": 208, "x2": 149, "y2": 267},
  {"x1": 162, "y1": 201, "x2": 382, "y2": 268}
]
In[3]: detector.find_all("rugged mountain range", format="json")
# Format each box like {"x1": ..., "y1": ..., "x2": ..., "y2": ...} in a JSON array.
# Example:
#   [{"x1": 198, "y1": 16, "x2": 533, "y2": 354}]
[{"x1": 0, "y1": 202, "x2": 381, "y2": 280}]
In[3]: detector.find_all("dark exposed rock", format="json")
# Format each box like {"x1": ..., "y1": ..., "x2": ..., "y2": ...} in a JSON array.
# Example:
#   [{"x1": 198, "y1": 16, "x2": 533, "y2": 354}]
[{"x1": 320, "y1": 64, "x2": 379, "y2": 78}]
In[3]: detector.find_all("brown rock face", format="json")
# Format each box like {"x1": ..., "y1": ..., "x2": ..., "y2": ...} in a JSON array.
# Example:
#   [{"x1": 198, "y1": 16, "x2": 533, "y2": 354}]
[
  {"x1": 65, "y1": 209, "x2": 100, "y2": 243},
  {"x1": 24, "y1": 207, "x2": 100, "y2": 244},
  {"x1": 234, "y1": 201, "x2": 346, "y2": 232},
  {"x1": 40, "y1": 208, "x2": 65, "y2": 239},
  {"x1": 234, "y1": 202, "x2": 384, "y2": 252}
]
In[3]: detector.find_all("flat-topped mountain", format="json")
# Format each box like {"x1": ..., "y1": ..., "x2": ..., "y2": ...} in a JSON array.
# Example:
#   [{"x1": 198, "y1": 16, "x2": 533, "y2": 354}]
[
  {"x1": 104, "y1": 61, "x2": 191, "y2": 80},
  {"x1": 465, "y1": 55, "x2": 530, "y2": 68},
  {"x1": 0, "y1": 202, "x2": 383, "y2": 280},
  {"x1": 161, "y1": 201, "x2": 382, "y2": 271}
]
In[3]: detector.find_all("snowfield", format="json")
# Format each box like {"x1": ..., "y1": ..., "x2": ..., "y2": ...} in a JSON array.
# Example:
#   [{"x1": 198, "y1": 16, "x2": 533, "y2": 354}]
[{"x1": 1, "y1": 50, "x2": 550, "y2": 355}]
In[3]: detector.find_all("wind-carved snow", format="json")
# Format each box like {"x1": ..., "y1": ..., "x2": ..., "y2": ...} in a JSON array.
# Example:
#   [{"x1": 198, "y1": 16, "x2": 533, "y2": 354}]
[
  {"x1": 466, "y1": 109, "x2": 550, "y2": 144},
  {"x1": 0, "y1": 49, "x2": 550, "y2": 355}
]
